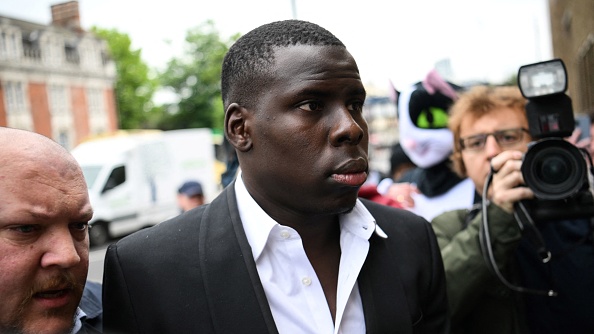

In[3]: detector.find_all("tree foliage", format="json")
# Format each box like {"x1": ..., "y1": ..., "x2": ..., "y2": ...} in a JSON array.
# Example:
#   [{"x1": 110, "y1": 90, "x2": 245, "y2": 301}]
[
  {"x1": 91, "y1": 27, "x2": 159, "y2": 129},
  {"x1": 158, "y1": 20, "x2": 236, "y2": 131}
]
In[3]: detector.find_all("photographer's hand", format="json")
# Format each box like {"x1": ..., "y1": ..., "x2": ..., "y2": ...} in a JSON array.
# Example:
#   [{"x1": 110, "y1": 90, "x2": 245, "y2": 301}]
[
  {"x1": 567, "y1": 127, "x2": 592, "y2": 153},
  {"x1": 489, "y1": 150, "x2": 534, "y2": 213}
]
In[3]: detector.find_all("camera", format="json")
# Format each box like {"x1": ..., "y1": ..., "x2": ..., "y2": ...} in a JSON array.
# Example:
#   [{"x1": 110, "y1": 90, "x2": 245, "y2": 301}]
[{"x1": 517, "y1": 59, "x2": 594, "y2": 221}]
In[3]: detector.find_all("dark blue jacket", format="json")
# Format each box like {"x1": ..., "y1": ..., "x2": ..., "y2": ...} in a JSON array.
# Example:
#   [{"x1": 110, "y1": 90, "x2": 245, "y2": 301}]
[
  {"x1": 516, "y1": 218, "x2": 594, "y2": 334},
  {"x1": 77, "y1": 280, "x2": 103, "y2": 333}
]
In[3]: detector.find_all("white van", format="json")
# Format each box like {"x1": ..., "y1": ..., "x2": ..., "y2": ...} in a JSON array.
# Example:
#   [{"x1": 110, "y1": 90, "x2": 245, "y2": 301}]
[{"x1": 71, "y1": 129, "x2": 218, "y2": 246}]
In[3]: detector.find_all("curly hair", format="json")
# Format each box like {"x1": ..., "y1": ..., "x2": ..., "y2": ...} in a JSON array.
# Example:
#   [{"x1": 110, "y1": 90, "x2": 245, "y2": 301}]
[
  {"x1": 221, "y1": 20, "x2": 345, "y2": 110},
  {"x1": 448, "y1": 85, "x2": 528, "y2": 177}
]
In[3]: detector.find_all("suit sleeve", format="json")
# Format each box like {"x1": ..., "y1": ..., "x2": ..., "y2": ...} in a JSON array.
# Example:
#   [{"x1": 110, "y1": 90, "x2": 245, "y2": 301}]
[
  {"x1": 102, "y1": 243, "x2": 139, "y2": 334},
  {"x1": 416, "y1": 218, "x2": 451, "y2": 334}
]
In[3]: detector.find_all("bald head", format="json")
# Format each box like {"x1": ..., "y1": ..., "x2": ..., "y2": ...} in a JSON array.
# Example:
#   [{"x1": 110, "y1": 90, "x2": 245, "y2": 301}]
[
  {"x1": 0, "y1": 127, "x2": 75, "y2": 168},
  {"x1": 0, "y1": 127, "x2": 90, "y2": 216}
]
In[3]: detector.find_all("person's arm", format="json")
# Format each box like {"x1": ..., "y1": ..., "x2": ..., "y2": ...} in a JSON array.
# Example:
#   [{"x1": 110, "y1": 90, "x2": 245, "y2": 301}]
[
  {"x1": 431, "y1": 205, "x2": 521, "y2": 324},
  {"x1": 102, "y1": 243, "x2": 139, "y2": 334}
]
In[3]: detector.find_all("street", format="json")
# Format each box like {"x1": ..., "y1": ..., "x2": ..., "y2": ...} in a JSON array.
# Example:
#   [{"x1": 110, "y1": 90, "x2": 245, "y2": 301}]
[{"x1": 88, "y1": 242, "x2": 112, "y2": 283}]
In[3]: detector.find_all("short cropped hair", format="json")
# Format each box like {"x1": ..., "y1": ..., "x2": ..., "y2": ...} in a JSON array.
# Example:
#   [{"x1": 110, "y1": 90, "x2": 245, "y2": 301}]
[
  {"x1": 448, "y1": 85, "x2": 528, "y2": 177},
  {"x1": 221, "y1": 20, "x2": 345, "y2": 110}
]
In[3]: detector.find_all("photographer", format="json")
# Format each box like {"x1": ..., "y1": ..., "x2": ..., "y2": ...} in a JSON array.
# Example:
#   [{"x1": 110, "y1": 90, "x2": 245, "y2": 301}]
[{"x1": 432, "y1": 85, "x2": 594, "y2": 334}]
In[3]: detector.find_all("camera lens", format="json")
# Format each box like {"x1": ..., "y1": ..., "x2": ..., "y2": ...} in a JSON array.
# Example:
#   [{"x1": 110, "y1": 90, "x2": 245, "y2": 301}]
[
  {"x1": 522, "y1": 138, "x2": 586, "y2": 200},
  {"x1": 537, "y1": 155, "x2": 570, "y2": 185}
]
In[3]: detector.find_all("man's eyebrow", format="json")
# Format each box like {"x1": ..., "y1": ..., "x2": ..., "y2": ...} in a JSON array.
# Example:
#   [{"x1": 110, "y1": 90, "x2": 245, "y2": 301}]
[
  {"x1": 28, "y1": 208, "x2": 94, "y2": 222},
  {"x1": 79, "y1": 208, "x2": 94, "y2": 221},
  {"x1": 293, "y1": 88, "x2": 330, "y2": 98},
  {"x1": 353, "y1": 87, "x2": 367, "y2": 97},
  {"x1": 294, "y1": 87, "x2": 366, "y2": 98},
  {"x1": 29, "y1": 210, "x2": 52, "y2": 220}
]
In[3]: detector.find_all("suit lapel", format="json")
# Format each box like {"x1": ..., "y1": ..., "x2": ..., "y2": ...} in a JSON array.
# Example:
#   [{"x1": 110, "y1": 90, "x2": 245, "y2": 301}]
[
  {"x1": 359, "y1": 233, "x2": 413, "y2": 334},
  {"x1": 198, "y1": 185, "x2": 278, "y2": 334}
]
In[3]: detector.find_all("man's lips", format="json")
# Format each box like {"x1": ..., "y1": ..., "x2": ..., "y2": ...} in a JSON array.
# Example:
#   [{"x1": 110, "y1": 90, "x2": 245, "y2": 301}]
[
  {"x1": 33, "y1": 288, "x2": 73, "y2": 309},
  {"x1": 331, "y1": 171, "x2": 368, "y2": 186},
  {"x1": 35, "y1": 289, "x2": 68, "y2": 298},
  {"x1": 331, "y1": 158, "x2": 368, "y2": 186}
]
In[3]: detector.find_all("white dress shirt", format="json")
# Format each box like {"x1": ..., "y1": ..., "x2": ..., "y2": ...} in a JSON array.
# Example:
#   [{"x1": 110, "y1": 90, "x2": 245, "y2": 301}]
[{"x1": 235, "y1": 175, "x2": 386, "y2": 333}]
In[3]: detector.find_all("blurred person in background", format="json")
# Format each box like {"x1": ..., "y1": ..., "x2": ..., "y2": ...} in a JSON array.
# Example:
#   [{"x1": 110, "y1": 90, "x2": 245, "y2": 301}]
[
  {"x1": 569, "y1": 109, "x2": 594, "y2": 156},
  {"x1": 432, "y1": 85, "x2": 594, "y2": 334},
  {"x1": 388, "y1": 142, "x2": 417, "y2": 182},
  {"x1": 0, "y1": 127, "x2": 100, "y2": 334},
  {"x1": 378, "y1": 70, "x2": 476, "y2": 219},
  {"x1": 177, "y1": 180, "x2": 205, "y2": 212}
]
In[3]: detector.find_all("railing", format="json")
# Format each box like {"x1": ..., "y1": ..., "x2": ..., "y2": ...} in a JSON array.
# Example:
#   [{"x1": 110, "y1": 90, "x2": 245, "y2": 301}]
[{"x1": 22, "y1": 45, "x2": 41, "y2": 61}]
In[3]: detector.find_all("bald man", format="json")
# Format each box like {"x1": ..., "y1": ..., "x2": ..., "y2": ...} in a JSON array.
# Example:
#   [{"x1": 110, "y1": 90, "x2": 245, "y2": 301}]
[{"x1": 0, "y1": 127, "x2": 98, "y2": 334}]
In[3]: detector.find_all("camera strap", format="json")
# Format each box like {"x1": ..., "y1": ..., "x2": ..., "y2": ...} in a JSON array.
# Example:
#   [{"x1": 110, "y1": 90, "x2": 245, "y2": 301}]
[
  {"x1": 479, "y1": 171, "x2": 557, "y2": 297},
  {"x1": 514, "y1": 201, "x2": 552, "y2": 263}
]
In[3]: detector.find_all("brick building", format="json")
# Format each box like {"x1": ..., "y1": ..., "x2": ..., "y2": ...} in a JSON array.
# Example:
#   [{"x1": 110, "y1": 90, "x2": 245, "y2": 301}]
[
  {"x1": 0, "y1": 1, "x2": 117, "y2": 149},
  {"x1": 548, "y1": 0, "x2": 594, "y2": 114}
]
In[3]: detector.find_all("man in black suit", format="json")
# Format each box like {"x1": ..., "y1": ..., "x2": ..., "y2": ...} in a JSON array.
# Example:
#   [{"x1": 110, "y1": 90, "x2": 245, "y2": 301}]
[{"x1": 103, "y1": 19, "x2": 449, "y2": 333}]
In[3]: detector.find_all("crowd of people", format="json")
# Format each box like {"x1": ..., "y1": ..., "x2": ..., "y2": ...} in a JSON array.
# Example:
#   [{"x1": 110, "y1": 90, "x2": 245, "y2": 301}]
[{"x1": 1, "y1": 18, "x2": 593, "y2": 334}]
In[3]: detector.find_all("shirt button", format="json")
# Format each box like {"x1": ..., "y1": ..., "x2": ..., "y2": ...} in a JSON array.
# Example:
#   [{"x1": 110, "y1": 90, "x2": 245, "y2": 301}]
[
  {"x1": 302, "y1": 277, "x2": 312, "y2": 286},
  {"x1": 280, "y1": 230, "x2": 291, "y2": 239}
]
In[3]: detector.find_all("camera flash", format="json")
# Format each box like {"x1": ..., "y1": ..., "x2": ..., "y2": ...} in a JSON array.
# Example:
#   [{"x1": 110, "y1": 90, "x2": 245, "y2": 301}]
[{"x1": 518, "y1": 59, "x2": 567, "y2": 99}]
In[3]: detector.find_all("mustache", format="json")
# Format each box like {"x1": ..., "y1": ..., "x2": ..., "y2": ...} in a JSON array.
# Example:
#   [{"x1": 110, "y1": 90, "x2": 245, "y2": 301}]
[{"x1": 18, "y1": 271, "x2": 83, "y2": 309}]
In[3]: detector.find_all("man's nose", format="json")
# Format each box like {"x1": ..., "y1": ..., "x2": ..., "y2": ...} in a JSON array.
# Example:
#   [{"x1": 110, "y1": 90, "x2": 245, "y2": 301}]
[
  {"x1": 329, "y1": 107, "x2": 365, "y2": 146},
  {"x1": 484, "y1": 134, "x2": 503, "y2": 158},
  {"x1": 40, "y1": 227, "x2": 82, "y2": 269}
]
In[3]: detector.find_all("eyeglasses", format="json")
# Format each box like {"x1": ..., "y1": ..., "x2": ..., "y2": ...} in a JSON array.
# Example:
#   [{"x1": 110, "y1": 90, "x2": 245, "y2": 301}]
[{"x1": 459, "y1": 128, "x2": 529, "y2": 151}]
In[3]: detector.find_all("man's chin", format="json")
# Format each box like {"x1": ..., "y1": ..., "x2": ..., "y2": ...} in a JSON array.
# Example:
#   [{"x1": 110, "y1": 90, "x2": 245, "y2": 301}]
[
  {"x1": 11, "y1": 311, "x2": 75, "y2": 334},
  {"x1": 26, "y1": 321, "x2": 73, "y2": 334}
]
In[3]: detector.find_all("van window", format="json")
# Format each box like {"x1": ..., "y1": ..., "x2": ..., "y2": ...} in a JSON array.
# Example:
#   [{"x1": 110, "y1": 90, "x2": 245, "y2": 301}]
[
  {"x1": 80, "y1": 165, "x2": 102, "y2": 189},
  {"x1": 102, "y1": 166, "x2": 126, "y2": 193}
]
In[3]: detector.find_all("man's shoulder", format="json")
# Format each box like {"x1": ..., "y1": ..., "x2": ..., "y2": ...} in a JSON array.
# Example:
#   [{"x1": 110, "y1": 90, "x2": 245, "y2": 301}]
[
  {"x1": 109, "y1": 200, "x2": 218, "y2": 260},
  {"x1": 109, "y1": 188, "x2": 235, "y2": 255}
]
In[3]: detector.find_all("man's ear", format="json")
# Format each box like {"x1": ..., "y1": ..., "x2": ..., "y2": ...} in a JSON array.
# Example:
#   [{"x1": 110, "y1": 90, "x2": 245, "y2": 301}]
[{"x1": 225, "y1": 103, "x2": 253, "y2": 152}]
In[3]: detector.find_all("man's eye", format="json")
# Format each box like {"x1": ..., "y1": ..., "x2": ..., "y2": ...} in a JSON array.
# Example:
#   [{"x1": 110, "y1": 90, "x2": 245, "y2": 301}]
[
  {"x1": 500, "y1": 134, "x2": 520, "y2": 143},
  {"x1": 348, "y1": 101, "x2": 364, "y2": 113},
  {"x1": 466, "y1": 138, "x2": 484, "y2": 148},
  {"x1": 298, "y1": 102, "x2": 322, "y2": 112},
  {"x1": 71, "y1": 222, "x2": 89, "y2": 231},
  {"x1": 11, "y1": 225, "x2": 37, "y2": 233}
]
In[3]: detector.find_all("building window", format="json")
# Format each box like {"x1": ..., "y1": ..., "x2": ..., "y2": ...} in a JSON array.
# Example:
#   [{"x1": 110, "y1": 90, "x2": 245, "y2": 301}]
[
  {"x1": 87, "y1": 88, "x2": 103, "y2": 115},
  {"x1": 43, "y1": 36, "x2": 63, "y2": 66},
  {"x1": 0, "y1": 30, "x2": 20, "y2": 60},
  {"x1": 80, "y1": 41, "x2": 101, "y2": 69},
  {"x1": 48, "y1": 85, "x2": 69, "y2": 116},
  {"x1": 4, "y1": 81, "x2": 26, "y2": 115},
  {"x1": 87, "y1": 87, "x2": 108, "y2": 134},
  {"x1": 65, "y1": 44, "x2": 80, "y2": 64}
]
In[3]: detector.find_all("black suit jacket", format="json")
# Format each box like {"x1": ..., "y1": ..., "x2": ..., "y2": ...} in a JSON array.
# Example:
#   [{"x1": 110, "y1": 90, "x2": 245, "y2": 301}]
[{"x1": 102, "y1": 183, "x2": 449, "y2": 333}]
